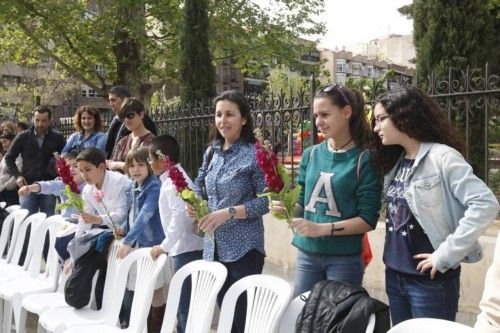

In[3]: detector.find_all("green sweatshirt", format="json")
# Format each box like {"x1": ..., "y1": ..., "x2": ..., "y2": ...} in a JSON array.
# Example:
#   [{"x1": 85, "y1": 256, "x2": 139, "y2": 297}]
[{"x1": 292, "y1": 142, "x2": 381, "y2": 255}]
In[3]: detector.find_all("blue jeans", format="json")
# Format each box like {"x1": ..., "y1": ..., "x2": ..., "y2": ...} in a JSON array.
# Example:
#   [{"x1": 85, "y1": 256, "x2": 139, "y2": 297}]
[
  {"x1": 20, "y1": 192, "x2": 56, "y2": 216},
  {"x1": 294, "y1": 250, "x2": 364, "y2": 297},
  {"x1": 385, "y1": 268, "x2": 460, "y2": 326},
  {"x1": 172, "y1": 250, "x2": 204, "y2": 333}
]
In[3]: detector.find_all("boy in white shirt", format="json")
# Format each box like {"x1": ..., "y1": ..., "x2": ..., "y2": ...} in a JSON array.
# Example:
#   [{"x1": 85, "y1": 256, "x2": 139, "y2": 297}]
[
  {"x1": 77, "y1": 147, "x2": 131, "y2": 236},
  {"x1": 149, "y1": 135, "x2": 204, "y2": 333}
]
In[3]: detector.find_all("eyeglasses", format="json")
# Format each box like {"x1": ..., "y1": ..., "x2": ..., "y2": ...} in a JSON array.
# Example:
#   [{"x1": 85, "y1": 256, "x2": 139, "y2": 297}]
[
  {"x1": 374, "y1": 115, "x2": 390, "y2": 126},
  {"x1": 120, "y1": 112, "x2": 136, "y2": 121},
  {"x1": 320, "y1": 84, "x2": 350, "y2": 105}
]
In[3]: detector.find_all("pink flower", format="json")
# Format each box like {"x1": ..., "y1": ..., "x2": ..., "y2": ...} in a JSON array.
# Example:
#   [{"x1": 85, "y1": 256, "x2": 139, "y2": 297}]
[{"x1": 93, "y1": 190, "x2": 104, "y2": 203}]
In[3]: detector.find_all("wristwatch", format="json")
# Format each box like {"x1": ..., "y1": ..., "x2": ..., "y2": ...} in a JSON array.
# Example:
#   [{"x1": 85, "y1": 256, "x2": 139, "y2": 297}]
[{"x1": 228, "y1": 206, "x2": 236, "y2": 219}]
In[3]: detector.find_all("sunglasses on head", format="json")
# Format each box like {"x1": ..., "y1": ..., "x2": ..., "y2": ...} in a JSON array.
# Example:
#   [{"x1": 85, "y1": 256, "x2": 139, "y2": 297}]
[
  {"x1": 120, "y1": 112, "x2": 136, "y2": 120},
  {"x1": 320, "y1": 84, "x2": 350, "y2": 105}
]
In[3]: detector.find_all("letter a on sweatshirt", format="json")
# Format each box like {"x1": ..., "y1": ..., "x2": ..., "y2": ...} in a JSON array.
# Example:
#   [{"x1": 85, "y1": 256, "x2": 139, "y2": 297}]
[{"x1": 304, "y1": 171, "x2": 341, "y2": 217}]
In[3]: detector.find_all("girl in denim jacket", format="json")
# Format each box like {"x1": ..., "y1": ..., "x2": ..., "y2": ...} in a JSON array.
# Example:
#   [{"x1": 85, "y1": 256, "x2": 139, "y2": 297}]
[
  {"x1": 371, "y1": 86, "x2": 499, "y2": 325},
  {"x1": 118, "y1": 147, "x2": 165, "y2": 331}
]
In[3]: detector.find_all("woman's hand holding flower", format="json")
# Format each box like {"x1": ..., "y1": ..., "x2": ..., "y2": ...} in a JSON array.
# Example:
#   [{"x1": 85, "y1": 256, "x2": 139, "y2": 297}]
[{"x1": 198, "y1": 209, "x2": 228, "y2": 233}]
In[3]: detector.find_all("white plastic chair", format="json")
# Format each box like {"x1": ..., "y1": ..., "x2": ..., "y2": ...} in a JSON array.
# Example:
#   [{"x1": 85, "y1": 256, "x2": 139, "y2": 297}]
[
  {"x1": 388, "y1": 318, "x2": 473, "y2": 333},
  {"x1": 161, "y1": 259, "x2": 228, "y2": 333},
  {"x1": 0, "y1": 211, "x2": 43, "y2": 283},
  {"x1": 5, "y1": 204, "x2": 21, "y2": 213},
  {"x1": 279, "y1": 291, "x2": 375, "y2": 333},
  {"x1": 0, "y1": 214, "x2": 62, "y2": 333},
  {"x1": 0, "y1": 209, "x2": 29, "y2": 264},
  {"x1": 278, "y1": 291, "x2": 309, "y2": 333},
  {"x1": 217, "y1": 274, "x2": 293, "y2": 333},
  {"x1": 61, "y1": 248, "x2": 168, "y2": 333},
  {"x1": 39, "y1": 241, "x2": 121, "y2": 333}
]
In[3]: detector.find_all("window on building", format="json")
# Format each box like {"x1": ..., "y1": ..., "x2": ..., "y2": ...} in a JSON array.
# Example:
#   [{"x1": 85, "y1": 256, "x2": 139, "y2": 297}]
[
  {"x1": 336, "y1": 59, "x2": 347, "y2": 73},
  {"x1": 81, "y1": 85, "x2": 97, "y2": 97}
]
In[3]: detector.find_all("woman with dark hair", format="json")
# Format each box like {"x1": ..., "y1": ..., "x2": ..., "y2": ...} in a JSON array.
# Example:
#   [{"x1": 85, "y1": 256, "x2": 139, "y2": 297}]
[
  {"x1": 188, "y1": 90, "x2": 268, "y2": 333},
  {"x1": 371, "y1": 86, "x2": 499, "y2": 325},
  {"x1": 272, "y1": 84, "x2": 381, "y2": 297},
  {"x1": 62, "y1": 105, "x2": 107, "y2": 153},
  {"x1": 109, "y1": 98, "x2": 155, "y2": 172}
]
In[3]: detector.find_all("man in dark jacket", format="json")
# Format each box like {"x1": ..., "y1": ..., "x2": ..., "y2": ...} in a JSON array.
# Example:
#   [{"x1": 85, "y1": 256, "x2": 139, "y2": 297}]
[
  {"x1": 105, "y1": 85, "x2": 157, "y2": 159},
  {"x1": 5, "y1": 105, "x2": 65, "y2": 216}
]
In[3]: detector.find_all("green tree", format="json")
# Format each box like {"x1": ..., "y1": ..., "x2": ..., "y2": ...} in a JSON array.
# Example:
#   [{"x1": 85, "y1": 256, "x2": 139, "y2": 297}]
[
  {"x1": 0, "y1": 0, "x2": 325, "y2": 103},
  {"x1": 180, "y1": 0, "x2": 214, "y2": 102},
  {"x1": 266, "y1": 68, "x2": 308, "y2": 99},
  {"x1": 399, "y1": 0, "x2": 499, "y2": 179},
  {"x1": 399, "y1": 0, "x2": 498, "y2": 80}
]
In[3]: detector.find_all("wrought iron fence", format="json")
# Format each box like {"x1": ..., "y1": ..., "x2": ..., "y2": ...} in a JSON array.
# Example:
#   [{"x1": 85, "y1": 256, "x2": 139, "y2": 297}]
[{"x1": 52, "y1": 64, "x2": 499, "y2": 194}]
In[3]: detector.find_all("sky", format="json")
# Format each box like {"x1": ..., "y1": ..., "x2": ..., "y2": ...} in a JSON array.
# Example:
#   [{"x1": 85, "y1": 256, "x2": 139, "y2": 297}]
[
  {"x1": 255, "y1": 0, "x2": 414, "y2": 49},
  {"x1": 318, "y1": 0, "x2": 414, "y2": 49}
]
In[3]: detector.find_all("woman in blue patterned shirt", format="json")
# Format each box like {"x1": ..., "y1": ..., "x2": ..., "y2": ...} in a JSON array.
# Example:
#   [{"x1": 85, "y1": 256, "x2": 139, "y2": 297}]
[{"x1": 190, "y1": 90, "x2": 268, "y2": 333}]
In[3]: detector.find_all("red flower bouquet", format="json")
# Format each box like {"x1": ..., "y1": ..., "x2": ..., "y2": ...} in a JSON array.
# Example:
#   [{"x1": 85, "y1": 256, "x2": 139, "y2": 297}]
[
  {"x1": 157, "y1": 151, "x2": 211, "y2": 241},
  {"x1": 254, "y1": 130, "x2": 302, "y2": 232},
  {"x1": 54, "y1": 153, "x2": 84, "y2": 213}
]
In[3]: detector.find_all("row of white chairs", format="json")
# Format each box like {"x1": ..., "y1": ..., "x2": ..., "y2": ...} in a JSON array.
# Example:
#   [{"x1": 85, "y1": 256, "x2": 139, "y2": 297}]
[{"x1": 0, "y1": 202, "x2": 384, "y2": 333}]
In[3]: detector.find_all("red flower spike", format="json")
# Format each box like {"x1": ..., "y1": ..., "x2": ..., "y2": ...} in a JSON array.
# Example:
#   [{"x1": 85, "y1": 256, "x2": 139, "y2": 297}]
[{"x1": 55, "y1": 156, "x2": 80, "y2": 194}]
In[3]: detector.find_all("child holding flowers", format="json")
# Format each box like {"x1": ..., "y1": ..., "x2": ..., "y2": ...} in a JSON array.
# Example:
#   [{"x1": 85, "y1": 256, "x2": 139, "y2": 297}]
[
  {"x1": 18, "y1": 149, "x2": 86, "y2": 264},
  {"x1": 76, "y1": 147, "x2": 131, "y2": 236},
  {"x1": 188, "y1": 90, "x2": 268, "y2": 333},
  {"x1": 273, "y1": 84, "x2": 381, "y2": 297},
  {"x1": 18, "y1": 149, "x2": 85, "y2": 222},
  {"x1": 148, "y1": 135, "x2": 204, "y2": 333}
]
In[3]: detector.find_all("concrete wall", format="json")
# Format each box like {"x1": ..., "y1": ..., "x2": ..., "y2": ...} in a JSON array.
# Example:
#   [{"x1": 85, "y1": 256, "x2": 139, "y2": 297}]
[{"x1": 263, "y1": 214, "x2": 499, "y2": 326}]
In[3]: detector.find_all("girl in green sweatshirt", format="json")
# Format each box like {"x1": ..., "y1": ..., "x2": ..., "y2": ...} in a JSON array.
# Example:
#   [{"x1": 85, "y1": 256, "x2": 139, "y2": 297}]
[{"x1": 280, "y1": 84, "x2": 381, "y2": 297}]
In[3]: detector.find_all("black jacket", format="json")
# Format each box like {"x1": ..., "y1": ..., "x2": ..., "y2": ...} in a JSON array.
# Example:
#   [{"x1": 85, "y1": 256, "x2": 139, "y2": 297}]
[
  {"x1": 5, "y1": 127, "x2": 65, "y2": 184},
  {"x1": 296, "y1": 280, "x2": 390, "y2": 333},
  {"x1": 104, "y1": 114, "x2": 157, "y2": 159}
]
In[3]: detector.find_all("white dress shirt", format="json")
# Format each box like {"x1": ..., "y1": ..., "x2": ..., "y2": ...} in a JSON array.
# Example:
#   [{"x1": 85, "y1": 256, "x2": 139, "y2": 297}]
[
  {"x1": 158, "y1": 165, "x2": 204, "y2": 256},
  {"x1": 77, "y1": 170, "x2": 132, "y2": 235}
]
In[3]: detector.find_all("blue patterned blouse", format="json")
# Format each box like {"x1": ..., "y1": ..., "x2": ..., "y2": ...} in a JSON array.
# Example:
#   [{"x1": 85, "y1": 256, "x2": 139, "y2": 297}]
[{"x1": 194, "y1": 138, "x2": 269, "y2": 262}]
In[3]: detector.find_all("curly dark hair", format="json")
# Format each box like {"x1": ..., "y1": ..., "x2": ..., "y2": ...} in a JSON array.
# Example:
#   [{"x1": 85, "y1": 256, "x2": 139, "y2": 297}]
[
  {"x1": 73, "y1": 105, "x2": 104, "y2": 132},
  {"x1": 370, "y1": 86, "x2": 465, "y2": 176},
  {"x1": 315, "y1": 84, "x2": 371, "y2": 149}
]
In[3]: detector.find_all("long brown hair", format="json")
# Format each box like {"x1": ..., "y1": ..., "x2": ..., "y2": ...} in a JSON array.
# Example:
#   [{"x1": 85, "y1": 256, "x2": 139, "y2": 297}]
[
  {"x1": 315, "y1": 84, "x2": 371, "y2": 149},
  {"x1": 370, "y1": 86, "x2": 465, "y2": 176}
]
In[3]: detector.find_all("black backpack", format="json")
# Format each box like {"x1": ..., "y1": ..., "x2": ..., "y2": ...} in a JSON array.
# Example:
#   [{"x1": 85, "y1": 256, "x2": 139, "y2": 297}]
[{"x1": 296, "y1": 280, "x2": 390, "y2": 333}]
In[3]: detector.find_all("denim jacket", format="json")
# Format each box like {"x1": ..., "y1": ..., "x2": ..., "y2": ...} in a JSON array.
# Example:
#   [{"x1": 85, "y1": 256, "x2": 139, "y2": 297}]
[
  {"x1": 123, "y1": 174, "x2": 165, "y2": 247},
  {"x1": 383, "y1": 142, "x2": 500, "y2": 273}
]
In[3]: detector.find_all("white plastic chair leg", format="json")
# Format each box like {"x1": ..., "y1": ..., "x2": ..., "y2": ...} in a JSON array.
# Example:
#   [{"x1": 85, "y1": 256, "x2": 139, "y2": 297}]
[
  {"x1": 0, "y1": 299, "x2": 3, "y2": 333},
  {"x1": 2, "y1": 300, "x2": 13, "y2": 333},
  {"x1": 37, "y1": 322, "x2": 46, "y2": 333},
  {"x1": 14, "y1": 296, "x2": 28, "y2": 333}
]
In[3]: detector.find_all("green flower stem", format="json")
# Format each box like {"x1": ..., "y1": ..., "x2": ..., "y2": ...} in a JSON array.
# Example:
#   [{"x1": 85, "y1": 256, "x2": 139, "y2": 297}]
[{"x1": 100, "y1": 202, "x2": 121, "y2": 240}]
